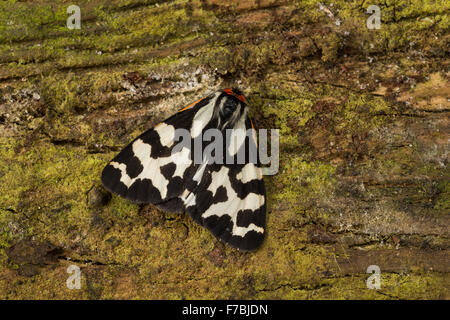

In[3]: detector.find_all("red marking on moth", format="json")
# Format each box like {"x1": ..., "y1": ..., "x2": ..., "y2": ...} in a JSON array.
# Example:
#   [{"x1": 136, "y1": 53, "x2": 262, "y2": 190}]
[
  {"x1": 179, "y1": 98, "x2": 203, "y2": 112},
  {"x1": 224, "y1": 88, "x2": 245, "y2": 103}
]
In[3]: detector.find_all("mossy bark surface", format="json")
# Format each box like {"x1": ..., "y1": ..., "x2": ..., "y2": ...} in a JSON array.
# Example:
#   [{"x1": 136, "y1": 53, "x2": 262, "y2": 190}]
[{"x1": 0, "y1": 0, "x2": 449, "y2": 299}]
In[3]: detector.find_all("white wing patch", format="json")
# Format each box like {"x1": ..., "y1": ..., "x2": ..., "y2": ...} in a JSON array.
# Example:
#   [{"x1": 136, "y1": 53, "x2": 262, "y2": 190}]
[
  {"x1": 154, "y1": 123, "x2": 175, "y2": 147},
  {"x1": 201, "y1": 166, "x2": 265, "y2": 237},
  {"x1": 236, "y1": 163, "x2": 261, "y2": 184},
  {"x1": 110, "y1": 138, "x2": 191, "y2": 199},
  {"x1": 171, "y1": 147, "x2": 192, "y2": 177},
  {"x1": 190, "y1": 96, "x2": 216, "y2": 138},
  {"x1": 227, "y1": 112, "x2": 247, "y2": 156}
]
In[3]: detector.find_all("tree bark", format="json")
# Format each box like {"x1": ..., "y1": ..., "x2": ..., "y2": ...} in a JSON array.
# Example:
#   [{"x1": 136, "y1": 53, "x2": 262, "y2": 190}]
[{"x1": 0, "y1": 0, "x2": 448, "y2": 299}]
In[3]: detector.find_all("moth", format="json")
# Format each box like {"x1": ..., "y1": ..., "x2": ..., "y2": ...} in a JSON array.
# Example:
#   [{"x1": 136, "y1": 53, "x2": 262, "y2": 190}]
[{"x1": 101, "y1": 88, "x2": 266, "y2": 251}]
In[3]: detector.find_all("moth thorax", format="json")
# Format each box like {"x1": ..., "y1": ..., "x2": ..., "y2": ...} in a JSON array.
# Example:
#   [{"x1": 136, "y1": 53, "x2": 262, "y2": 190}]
[{"x1": 216, "y1": 95, "x2": 247, "y2": 130}]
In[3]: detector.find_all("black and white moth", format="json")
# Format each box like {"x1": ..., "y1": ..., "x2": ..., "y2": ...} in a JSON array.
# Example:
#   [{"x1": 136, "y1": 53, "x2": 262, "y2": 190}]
[{"x1": 101, "y1": 88, "x2": 266, "y2": 251}]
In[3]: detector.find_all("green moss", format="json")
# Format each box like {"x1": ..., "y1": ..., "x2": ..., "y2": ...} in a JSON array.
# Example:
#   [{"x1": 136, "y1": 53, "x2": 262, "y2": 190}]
[
  {"x1": 274, "y1": 157, "x2": 337, "y2": 205},
  {"x1": 434, "y1": 180, "x2": 450, "y2": 212},
  {"x1": 252, "y1": 83, "x2": 317, "y2": 146},
  {"x1": 320, "y1": 32, "x2": 340, "y2": 63},
  {"x1": 261, "y1": 272, "x2": 449, "y2": 299},
  {"x1": 0, "y1": 209, "x2": 15, "y2": 266},
  {"x1": 0, "y1": 0, "x2": 447, "y2": 300},
  {"x1": 0, "y1": 137, "x2": 113, "y2": 254},
  {"x1": 337, "y1": 93, "x2": 391, "y2": 134},
  {"x1": 0, "y1": 0, "x2": 216, "y2": 81}
]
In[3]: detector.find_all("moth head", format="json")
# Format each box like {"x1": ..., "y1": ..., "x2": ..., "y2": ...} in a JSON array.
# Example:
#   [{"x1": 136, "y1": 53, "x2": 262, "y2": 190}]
[{"x1": 214, "y1": 88, "x2": 247, "y2": 130}]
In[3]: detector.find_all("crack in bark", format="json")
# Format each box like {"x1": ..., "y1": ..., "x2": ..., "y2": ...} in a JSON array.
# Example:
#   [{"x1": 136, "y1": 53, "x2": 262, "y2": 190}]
[
  {"x1": 258, "y1": 282, "x2": 332, "y2": 293},
  {"x1": 57, "y1": 256, "x2": 119, "y2": 267}
]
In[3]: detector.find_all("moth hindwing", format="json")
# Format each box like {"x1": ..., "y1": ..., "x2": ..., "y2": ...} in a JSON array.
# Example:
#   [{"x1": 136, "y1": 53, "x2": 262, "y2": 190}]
[{"x1": 101, "y1": 88, "x2": 266, "y2": 251}]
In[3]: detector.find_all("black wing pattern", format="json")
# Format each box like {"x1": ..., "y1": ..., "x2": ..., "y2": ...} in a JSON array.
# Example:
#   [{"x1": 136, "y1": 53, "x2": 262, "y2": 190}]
[{"x1": 101, "y1": 89, "x2": 266, "y2": 251}]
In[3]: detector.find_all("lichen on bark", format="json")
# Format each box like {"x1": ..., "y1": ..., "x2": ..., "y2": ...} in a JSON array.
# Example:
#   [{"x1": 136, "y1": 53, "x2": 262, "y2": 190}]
[{"x1": 0, "y1": 0, "x2": 449, "y2": 299}]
